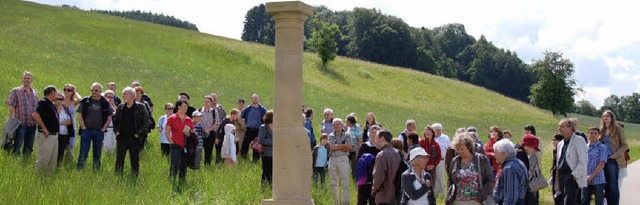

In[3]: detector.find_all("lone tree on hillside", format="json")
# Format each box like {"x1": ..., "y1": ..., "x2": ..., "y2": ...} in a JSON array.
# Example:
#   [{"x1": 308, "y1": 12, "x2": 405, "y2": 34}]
[
  {"x1": 529, "y1": 51, "x2": 577, "y2": 116},
  {"x1": 309, "y1": 19, "x2": 340, "y2": 66}
]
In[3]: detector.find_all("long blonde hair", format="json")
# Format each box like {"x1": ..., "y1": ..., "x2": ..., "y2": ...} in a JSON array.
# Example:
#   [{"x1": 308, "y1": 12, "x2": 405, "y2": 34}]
[{"x1": 600, "y1": 110, "x2": 621, "y2": 138}]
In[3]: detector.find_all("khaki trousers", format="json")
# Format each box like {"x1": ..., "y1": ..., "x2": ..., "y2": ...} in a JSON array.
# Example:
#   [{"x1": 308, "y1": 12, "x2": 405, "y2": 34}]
[
  {"x1": 434, "y1": 160, "x2": 446, "y2": 196},
  {"x1": 35, "y1": 132, "x2": 58, "y2": 174},
  {"x1": 329, "y1": 155, "x2": 351, "y2": 205}
]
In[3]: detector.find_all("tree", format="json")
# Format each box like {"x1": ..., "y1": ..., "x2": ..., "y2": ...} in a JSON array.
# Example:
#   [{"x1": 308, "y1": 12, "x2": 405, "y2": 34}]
[
  {"x1": 309, "y1": 19, "x2": 340, "y2": 66},
  {"x1": 529, "y1": 51, "x2": 576, "y2": 116},
  {"x1": 620, "y1": 93, "x2": 640, "y2": 123},
  {"x1": 574, "y1": 99, "x2": 598, "y2": 117}
]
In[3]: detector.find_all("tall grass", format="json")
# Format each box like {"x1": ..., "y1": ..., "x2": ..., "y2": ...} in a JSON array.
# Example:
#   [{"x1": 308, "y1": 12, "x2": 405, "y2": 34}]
[{"x1": 0, "y1": 1, "x2": 638, "y2": 204}]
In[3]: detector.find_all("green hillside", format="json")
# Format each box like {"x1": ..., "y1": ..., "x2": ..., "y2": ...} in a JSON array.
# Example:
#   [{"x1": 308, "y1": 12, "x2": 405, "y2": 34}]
[{"x1": 0, "y1": 1, "x2": 637, "y2": 204}]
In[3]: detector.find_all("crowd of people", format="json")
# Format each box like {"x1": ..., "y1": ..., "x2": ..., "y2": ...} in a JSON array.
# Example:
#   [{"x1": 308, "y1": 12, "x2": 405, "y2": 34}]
[{"x1": 3, "y1": 71, "x2": 632, "y2": 205}]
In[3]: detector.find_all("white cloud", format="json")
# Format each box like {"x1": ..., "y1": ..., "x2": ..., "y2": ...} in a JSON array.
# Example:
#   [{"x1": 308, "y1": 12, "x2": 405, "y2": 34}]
[{"x1": 577, "y1": 86, "x2": 611, "y2": 108}]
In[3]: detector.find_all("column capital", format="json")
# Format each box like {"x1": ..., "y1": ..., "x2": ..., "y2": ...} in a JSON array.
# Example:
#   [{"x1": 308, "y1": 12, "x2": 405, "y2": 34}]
[{"x1": 266, "y1": 1, "x2": 313, "y2": 17}]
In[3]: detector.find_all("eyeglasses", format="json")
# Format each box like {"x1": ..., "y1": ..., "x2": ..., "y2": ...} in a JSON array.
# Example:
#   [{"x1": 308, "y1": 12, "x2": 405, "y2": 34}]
[
  {"x1": 64, "y1": 88, "x2": 73, "y2": 92},
  {"x1": 57, "y1": 98, "x2": 64, "y2": 101},
  {"x1": 165, "y1": 108, "x2": 174, "y2": 110},
  {"x1": 92, "y1": 89, "x2": 100, "y2": 92},
  {"x1": 106, "y1": 96, "x2": 113, "y2": 99}
]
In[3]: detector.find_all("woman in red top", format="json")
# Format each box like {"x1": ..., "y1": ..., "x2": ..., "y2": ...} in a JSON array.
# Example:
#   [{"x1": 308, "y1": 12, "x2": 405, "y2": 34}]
[
  {"x1": 164, "y1": 99, "x2": 195, "y2": 183},
  {"x1": 419, "y1": 126, "x2": 441, "y2": 177},
  {"x1": 483, "y1": 126, "x2": 503, "y2": 173}
]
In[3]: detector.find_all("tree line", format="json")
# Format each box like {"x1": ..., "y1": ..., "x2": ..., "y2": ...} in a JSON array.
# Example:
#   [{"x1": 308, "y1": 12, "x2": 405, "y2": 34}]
[
  {"x1": 91, "y1": 9, "x2": 199, "y2": 31},
  {"x1": 575, "y1": 93, "x2": 640, "y2": 123},
  {"x1": 241, "y1": 5, "x2": 537, "y2": 103}
]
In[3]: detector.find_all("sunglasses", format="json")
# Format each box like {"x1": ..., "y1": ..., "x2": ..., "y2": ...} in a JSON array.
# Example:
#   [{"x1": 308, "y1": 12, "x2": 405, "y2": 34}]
[
  {"x1": 64, "y1": 88, "x2": 73, "y2": 92},
  {"x1": 92, "y1": 89, "x2": 100, "y2": 92},
  {"x1": 166, "y1": 107, "x2": 174, "y2": 110}
]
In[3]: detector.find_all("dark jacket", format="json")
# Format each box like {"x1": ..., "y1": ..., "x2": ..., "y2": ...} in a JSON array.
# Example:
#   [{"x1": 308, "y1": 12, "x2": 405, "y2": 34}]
[
  {"x1": 401, "y1": 168, "x2": 436, "y2": 205},
  {"x1": 446, "y1": 153, "x2": 495, "y2": 205},
  {"x1": 258, "y1": 124, "x2": 273, "y2": 157},
  {"x1": 113, "y1": 102, "x2": 150, "y2": 136},
  {"x1": 312, "y1": 144, "x2": 330, "y2": 168}
]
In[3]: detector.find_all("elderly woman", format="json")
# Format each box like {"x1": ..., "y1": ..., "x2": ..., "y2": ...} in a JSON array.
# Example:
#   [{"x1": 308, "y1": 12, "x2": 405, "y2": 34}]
[
  {"x1": 492, "y1": 139, "x2": 527, "y2": 205},
  {"x1": 402, "y1": 147, "x2": 436, "y2": 205},
  {"x1": 258, "y1": 110, "x2": 274, "y2": 185},
  {"x1": 600, "y1": 110, "x2": 627, "y2": 205},
  {"x1": 102, "y1": 90, "x2": 118, "y2": 152},
  {"x1": 446, "y1": 133, "x2": 494, "y2": 205}
]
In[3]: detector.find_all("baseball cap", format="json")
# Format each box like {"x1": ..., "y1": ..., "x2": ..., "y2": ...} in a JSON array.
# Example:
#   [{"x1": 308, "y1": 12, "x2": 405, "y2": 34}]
[{"x1": 192, "y1": 110, "x2": 202, "y2": 117}]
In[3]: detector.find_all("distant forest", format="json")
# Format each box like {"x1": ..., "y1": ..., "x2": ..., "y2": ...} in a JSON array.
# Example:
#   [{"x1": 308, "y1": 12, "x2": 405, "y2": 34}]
[
  {"x1": 242, "y1": 4, "x2": 537, "y2": 103},
  {"x1": 91, "y1": 9, "x2": 199, "y2": 31}
]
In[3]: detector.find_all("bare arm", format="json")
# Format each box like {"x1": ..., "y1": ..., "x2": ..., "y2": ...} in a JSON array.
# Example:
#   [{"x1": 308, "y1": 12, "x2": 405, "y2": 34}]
[
  {"x1": 77, "y1": 113, "x2": 86, "y2": 130},
  {"x1": 165, "y1": 125, "x2": 173, "y2": 144}
]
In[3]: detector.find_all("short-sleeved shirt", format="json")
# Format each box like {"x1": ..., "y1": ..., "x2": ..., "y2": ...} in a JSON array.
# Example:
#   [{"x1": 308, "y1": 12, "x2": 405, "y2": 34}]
[
  {"x1": 587, "y1": 141, "x2": 608, "y2": 185},
  {"x1": 199, "y1": 107, "x2": 215, "y2": 131},
  {"x1": 158, "y1": 115, "x2": 170, "y2": 144},
  {"x1": 77, "y1": 99, "x2": 107, "y2": 129},
  {"x1": 454, "y1": 161, "x2": 480, "y2": 201},
  {"x1": 348, "y1": 124, "x2": 363, "y2": 150},
  {"x1": 35, "y1": 98, "x2": 59, "y2": 133},
  {"x1": 5, "y1": 86, "x2": 38, "y2": 126},
  {"x1": 329, "y1": 131, "x2": 352, "y2": 157},
  {"x1": 321, "y1": 119, "x2": 334, "y2": 134},
  {"x1": 435, "y1": 134, "x2": 450, "y2": 159},
  {"x1": 166, "y1": 114, "x2": 194, "y2": 147},
  {"x1": 315, "y1": 146, "x2": 328, "y2": 167}
]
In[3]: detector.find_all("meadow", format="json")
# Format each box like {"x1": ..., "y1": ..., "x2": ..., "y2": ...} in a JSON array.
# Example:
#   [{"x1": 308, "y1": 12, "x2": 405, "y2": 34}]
[{"x1": 0, "y1": 1, "x2": 637, "y2": 204}]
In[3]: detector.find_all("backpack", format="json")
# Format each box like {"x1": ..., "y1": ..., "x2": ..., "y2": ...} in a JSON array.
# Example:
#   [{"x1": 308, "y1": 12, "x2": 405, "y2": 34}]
[
  {"x1": 185, "y1": 131, "x2": 199, "y2": 170},
  {"x1": 395, "y1": 152, "x2": 410, "y2": 200}
]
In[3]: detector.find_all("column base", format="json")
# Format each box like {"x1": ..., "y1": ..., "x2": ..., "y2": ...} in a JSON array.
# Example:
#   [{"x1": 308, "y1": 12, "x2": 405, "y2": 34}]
[{"x1": 262, "y1": 199, "x2": 314, "y2": 205}]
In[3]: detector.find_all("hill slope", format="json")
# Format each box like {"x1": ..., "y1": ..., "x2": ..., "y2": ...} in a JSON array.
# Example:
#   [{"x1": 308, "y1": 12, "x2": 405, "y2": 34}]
[{"x1": 0, "y1": 1, "x2": 637, "y2": 204}]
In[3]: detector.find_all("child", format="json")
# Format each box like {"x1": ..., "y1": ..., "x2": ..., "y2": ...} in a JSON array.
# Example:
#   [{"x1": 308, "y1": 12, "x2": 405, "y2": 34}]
[
  {"x1": 157, "y1": 103, "x2": 173, "y2": 157},
  {"x1": 312, "y1": 134, "x2": 329, "y2": 185},
  {"x1": 581, "y1": 127, "x2": 607, "y2": 205},
  {"x1": 221, "y1": 124, "x2": 237, "y2": 166},
  {"x1": 191, "y1": 111, "x2": 204, "y2": 170}
]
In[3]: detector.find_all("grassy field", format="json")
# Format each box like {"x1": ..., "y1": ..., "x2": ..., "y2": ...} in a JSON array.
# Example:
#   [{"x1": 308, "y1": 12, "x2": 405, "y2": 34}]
[{"x1": 0, "y1": 1, "x2": 637, "y2": 204}]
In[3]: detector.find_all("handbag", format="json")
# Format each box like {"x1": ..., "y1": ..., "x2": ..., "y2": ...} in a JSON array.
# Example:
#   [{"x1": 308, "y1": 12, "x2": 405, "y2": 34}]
[
  {"x1": 528, "y1": 167, "x2": 548, "y2": 192},
  {"x1": 250, "y1": 137, "x2": 264, "y2": 154}
]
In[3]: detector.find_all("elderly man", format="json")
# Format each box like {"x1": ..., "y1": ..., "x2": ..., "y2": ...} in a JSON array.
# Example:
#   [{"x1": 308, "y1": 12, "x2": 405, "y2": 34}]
[
  {"x1": 77, "y1": 83, "x2": 113, "y2": 170},
  {"x1": 328, "y1": 118, "x2": 353, "y2": 205},
  {"x1": 556, "y1": 118, "x2": 588, "y2": 204},
  {"x1": 32, "y1": 86, "x2": 59, "y2": 174},
  {"x1": 113, "y1": 87, "x2": 150, "y2": 177},
  {"x1": 5, "y1": 71, "x2": 39, "y2": 156},
  {"x1": 493, "y1": 139, "x2": 528, "y2": 205},
  {"x1": 210, "y1": 93, "x2": 227, "y2": 164},
  {"x1": 240, "y1": 94, "x2": 267, "y2": 162},
  {"x1": 431, "y1": 122, "x2": 449, "y2": 197},
  {"x1": 398, "y1": 119, "x2": 417, "y2": 153},
  {"x1": 321, "y1": 108, "x2": 335, "y2": 135}
]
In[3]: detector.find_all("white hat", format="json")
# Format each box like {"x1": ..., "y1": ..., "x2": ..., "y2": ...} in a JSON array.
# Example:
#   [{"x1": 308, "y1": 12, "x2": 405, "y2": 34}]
[
  {"x1": 192, "y1": 110, "x2": 202, "y2": 117},
  {"x1": 409, "y1": 147, "x2": 430, "y2": 162}
]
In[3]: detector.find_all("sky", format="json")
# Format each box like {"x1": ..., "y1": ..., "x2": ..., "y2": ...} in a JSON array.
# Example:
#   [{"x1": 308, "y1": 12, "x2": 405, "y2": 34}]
[{"x1": 28, "y1": 0, "x2": 640, "y2": 108}]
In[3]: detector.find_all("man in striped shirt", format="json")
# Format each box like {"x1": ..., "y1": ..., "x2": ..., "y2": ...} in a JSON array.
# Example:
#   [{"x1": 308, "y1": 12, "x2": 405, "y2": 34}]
[{"x1": 5, "y1": 71, "x2": 38, "y2": 156}]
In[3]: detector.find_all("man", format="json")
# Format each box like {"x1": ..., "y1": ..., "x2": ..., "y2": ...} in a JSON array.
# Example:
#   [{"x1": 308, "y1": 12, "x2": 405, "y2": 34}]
[
  {"x1": 131, "y1": 81, "x2": 153, "y2": 112},
  {"x1": 556, "y1": 118, "x2": 588, "y2": 205},
  {"x1": 328, "y1": 118, "x2": 353, "y2": 205},
  {"x1": 321, "y1": 108, "x2": 334, "y2": 135},
  {"x1": 5, "y1": 71, "x2": 39, "y2": 156},
  {"x1": 431, "y1": 122, "x2": 449, "y2": 197},
  {"x1": 107, "y1": 82, "x2": 121, "y2": 106},
  {"x1": 405, "y1": 132, "x2": 420, "y2": 160},
  {"x1": 173, "y1": 92, "x2": 196, "y2": 118},
  {"x1": 113, "y1": 87, "x2": 150, "y2": 178},
  {"x1": 211, "y1": 93, "x2": 227, "y2": 164},
  {"x1": 372, "y1": 129, "x2": 401, "y2": 205},
  {"x1": 398, "y1": 119, "x2": 417, "y2": 153},
  {"x1": 32, "y1": 86, "x2": 59, "y2": 174},
  {"x1": 492, "y1": 139, "x2": 528, "y2": 205},
  {"x1": 304, "y1": 108, "x2": 316, "y2": 149},
  {"x1": 240, "y1": 94, "x2": 267, "y2": 162},
  {"x1": 77, "y1": 83, "x2": 113, "y2": 170}
]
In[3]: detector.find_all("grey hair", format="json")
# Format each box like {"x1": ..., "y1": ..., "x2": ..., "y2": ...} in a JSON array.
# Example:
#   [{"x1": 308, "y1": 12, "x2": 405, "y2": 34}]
[
  {"x1": 406, "y1": 119, "x2": 416, "y2": 126},
  {"x1": 560, "y1": 118, "x2": 577, "y2": 132},
  {"x1": 324, "y1": 108, "x2": 334, "y2": 115},
  {"x1": 103, "y1": 89, "x2": 115, "y2": 97},
  {"x1": 332, "y1": 118, "x2": 343, "y2": 125},
  {"x1": 467, "y1": 131, "x2": 480, "y2": 143},
  {"x1": 122, "y1": 86, "x2": 136, "y2": 98},
  {"x1": 90, "y1": 82, "x2": 102, "y2": 90},
  {"x1": 493, "y1": 139, "x2": 516, "y2": 159},
  {"x1": 431, "y1": 123, "x2": 443, "y2": 131}
]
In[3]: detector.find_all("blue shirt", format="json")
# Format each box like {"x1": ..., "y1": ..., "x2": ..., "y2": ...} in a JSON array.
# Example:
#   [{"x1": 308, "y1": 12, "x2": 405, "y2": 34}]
[
  {"x1": 242, "y1": 104, "x2": 266, "y2": 128},
  {"x1": 305, "y1": 118, "x2": 316, "y2": 148},
  {"x1": 321, "y1": 119, "x2": 334, "y2": 135},
  {"x1": 158, "y1": 115, "x2": 170, "y2": 144},
  {"x1": 315, "y1": 146, "x2": 328, "y2": 167},
  {"x1": 348, "y1": 124, "x2": 363, "y2": 150},
  {"x1": 195, "y1": 123, "x2": 204, "y2": 149},
  {"x1": 493, "y1": 157, "x2": 527, "y2": 205},
  {"x1": 601, "y1": 134, "x2": 614, "y2": 156},
  {"x1": 587, "y1": 141, "x2": 607, "y2": 185}
]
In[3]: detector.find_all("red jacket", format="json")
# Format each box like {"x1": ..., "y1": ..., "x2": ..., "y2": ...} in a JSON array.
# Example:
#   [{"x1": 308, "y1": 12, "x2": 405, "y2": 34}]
[
  {"x1": 483, "y1": 137, "x2": 499, "y2": 171},
  {"x1": 419, "y1": 138, "x2": 441, "y2": 167}
]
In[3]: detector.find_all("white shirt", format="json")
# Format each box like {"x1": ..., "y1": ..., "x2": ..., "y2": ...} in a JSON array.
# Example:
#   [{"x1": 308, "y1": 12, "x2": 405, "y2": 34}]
[
  {"x1": 435, "y1": 133, "x2": 450, "y2": 158},
  {"x1": 58, "y1": 109, "x2": 71, "y2": 135}
]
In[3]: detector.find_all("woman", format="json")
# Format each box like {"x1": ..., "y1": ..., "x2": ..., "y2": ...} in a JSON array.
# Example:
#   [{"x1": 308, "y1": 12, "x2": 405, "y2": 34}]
[
  {"x1": 56, "y1": 92, "x2": 73, "y2": 165},
  {"x1": 157, "y1": 103, "x2": 174, "y2": 156},
  {"x1": 493, "y1": 139, "x2": 528, "y2": 205},
  {"x1": 134, "y1": 86, "x2": 153, "y2": 149},
  {"x1": 484, "y1": 126, "x2": 503, "y2": 174},
  {"x1": 62, "y1": 84, "x2": 80, "y2": 162},
  {"x1": 346, "y1": 115, "x2": 363, "y2": 175},
  {"x1": 232, "y1": 108, "x2": 246, "y2": 155},
  {"x1": 165, "y1": 99, "x2": 195, "y2": 183},
  {"x1": 419, "y1": 126, "x2": 442, "y2": 178},
  {"x1": 218, "y1": 109, "x2": 241, "y2": 165},
  {"x1": 503, "y1": 130, "x2": 512, "y2": 139},
  {"x1": 600, "y1": 110, "x2": 628, "y2": 205},
  {"x1": 102, "y1": 90, "x2": 118, "y2": 153},
  {"x1": 356, "y1": 124, "x2": 381, "y2": 205},
  {"x1": 198, "y1": 95, "x2": 216, "y2": 165},
  {"x1": 363, "y1": 112, "x2": 380, "y2": 142},
  {"x1": 402, "y1": 147, "x2": 436, "y2": 205},
  {"x1": 549, "y1": 133, "x2": 563, "y2": 205},
  {"x1": 446, "y1": 133, "x2": 494, "y2": 205},
  {"x1": 258, "y1": 110, "x2": 274, "y2": 185},
  {"x1": 522, "y1": 134, "x2": 543, "y2": 205}
]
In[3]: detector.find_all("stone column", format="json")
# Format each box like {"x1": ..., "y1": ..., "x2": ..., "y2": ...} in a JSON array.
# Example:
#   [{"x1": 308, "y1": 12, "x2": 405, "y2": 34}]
[{"x1": 262, "y1": 1, "x2": 314, "y2": 205}]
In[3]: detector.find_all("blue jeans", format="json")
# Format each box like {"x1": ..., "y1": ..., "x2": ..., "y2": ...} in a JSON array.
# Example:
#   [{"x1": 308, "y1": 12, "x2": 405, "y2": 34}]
[
  {"x1": 169, "y1": 144, "x2": 187, "y2": 182},
  {"x1": 13, "y1": 125, "x2": 36, "y2": 156},
  {"x1": 581, "y1": 184, "x2": 604, "y2": 205},
  {"x1": 604, "y1": 159, "x2": 619, "y2": 205},
  {"x1": 77, "y1": 129, "x2": 104, "y2": 170}
]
